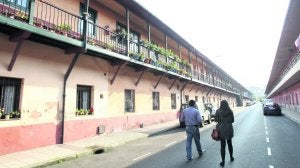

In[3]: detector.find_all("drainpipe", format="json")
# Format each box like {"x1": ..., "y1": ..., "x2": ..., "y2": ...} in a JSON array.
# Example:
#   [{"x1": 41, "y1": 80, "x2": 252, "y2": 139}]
[
  {"x1": 82, "y1": 0, "x2": 89, "y2": 53},
  {"x1": 61, "y1": 52, "x2": 80, "y2": 143}
]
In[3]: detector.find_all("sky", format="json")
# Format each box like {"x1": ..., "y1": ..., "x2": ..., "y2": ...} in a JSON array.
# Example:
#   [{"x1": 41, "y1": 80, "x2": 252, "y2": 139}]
[{"x1": 135, "y1": 0, "x2": 290, "y2": 90}]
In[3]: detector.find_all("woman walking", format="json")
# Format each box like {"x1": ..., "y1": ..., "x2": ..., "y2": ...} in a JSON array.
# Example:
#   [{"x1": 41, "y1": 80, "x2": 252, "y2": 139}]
[{"x1": 215, "y1": 100, "x2": 234, "y2": 167}]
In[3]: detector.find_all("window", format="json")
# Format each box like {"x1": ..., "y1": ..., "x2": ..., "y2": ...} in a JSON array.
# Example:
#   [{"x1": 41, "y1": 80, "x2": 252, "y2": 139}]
[
  {"x1": 153, "y1": 92, "x2": 160, "y2": 110},
  {"x1": 171, "y1": 93, "x2": 176, "y2": 109},
  {"x1": 76, "y1": 85, "x2": 91, "y2": 111},
  {"x1": 0, "y1": 77, "x2": 21, "y2": 118},
  {"x1": 116, "y1": 23, "x2": 140, "y2": 52},
  {"x1": 3, "y1": 0, "x2": 29, "y2": 9},
  {"x1": 195, "y1": 96, "x2": 198, "y2": 102},
  {"x1": 185, "y1": 95, "x2": 189, "y2": 103},
  {"x1": 79, "y1": 4, "x2": 96, "y2": 37},
  {"x1": 202, "y1": 96, "x2": 205, "y2": 103},
  {"x1": 125, "y1": 89, "x2": 135, "y2": 112}
]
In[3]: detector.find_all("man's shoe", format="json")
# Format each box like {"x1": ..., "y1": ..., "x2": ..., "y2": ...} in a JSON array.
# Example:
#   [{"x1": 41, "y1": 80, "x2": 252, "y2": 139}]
[
  {"x1": 198, "y1": 149, "x2": 206, "y2": 157},
  {"x1": 230, "y1": 157, "x2": 235, "y2": 162},
  {"x1": 187, "y1": 157, "x2": 193, "y2": 162}
]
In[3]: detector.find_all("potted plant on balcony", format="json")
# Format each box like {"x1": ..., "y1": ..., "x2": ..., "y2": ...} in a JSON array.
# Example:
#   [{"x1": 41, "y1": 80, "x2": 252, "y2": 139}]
[
  {"x1": 56, "y1": 24, "x2": 72, "y2": 36},
  {"x1": 15, "y1": 11, "x2": 28, "y2": 22}
]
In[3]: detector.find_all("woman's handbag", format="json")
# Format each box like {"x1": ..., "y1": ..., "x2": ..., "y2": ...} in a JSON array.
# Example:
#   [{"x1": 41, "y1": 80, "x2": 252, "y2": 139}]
[{"x1": 211, "y1": 128, "x2": 220, "y2": 141}]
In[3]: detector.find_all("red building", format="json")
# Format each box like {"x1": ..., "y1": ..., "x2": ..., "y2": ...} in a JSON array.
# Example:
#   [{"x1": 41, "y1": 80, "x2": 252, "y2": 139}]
[{"x1": 265, "y1": 0, "x2": 300, "y2": 111}]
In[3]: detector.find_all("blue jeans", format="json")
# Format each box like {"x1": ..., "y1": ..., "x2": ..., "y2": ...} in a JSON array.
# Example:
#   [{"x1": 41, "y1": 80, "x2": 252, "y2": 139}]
[{"x1": 185, "y1": 126, "x2": 202, "y2": 159}]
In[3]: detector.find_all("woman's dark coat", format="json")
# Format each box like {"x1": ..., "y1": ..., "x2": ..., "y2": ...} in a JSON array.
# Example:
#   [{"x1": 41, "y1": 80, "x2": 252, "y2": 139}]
[{"x1": 215, "y1": 109, "x2": 234, "y2": 139}]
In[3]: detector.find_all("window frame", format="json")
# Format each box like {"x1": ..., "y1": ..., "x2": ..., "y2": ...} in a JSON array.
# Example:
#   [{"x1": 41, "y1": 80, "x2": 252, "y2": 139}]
[
  {"x1": 76, "y1": 85, "x2": 92, "y2": 112},
  {"x1": 171, "y1": 93, "x2": 176, "y2": 110},
  {"x1": 79, "y1": 3, "x2": 97, "y2": 37},
  {"x1": 125, "y1": 89, "x2": 135, "y2": 113},
  {"x1": 152, "y1": 91, "x2": 160, "y2": 111},
  {"x1": 0, "y1": 77, "x2": 22, "y2": 119}
]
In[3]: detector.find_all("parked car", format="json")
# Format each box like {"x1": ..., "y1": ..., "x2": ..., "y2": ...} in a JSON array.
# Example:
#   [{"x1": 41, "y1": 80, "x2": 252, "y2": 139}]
[
  {"x1": 263, "y1": 99, "x2": 282, "y2": 116},
  {"x1": 204, "y1": 103, "x2": 217, "y2": 119},
  {"x1": 178, "y1": 103, "x2": 211, "y2": 127}
]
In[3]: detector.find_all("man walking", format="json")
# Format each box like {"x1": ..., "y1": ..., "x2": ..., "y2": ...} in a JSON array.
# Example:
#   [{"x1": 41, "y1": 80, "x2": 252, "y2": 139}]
[{"x1": 180, "y1": 100, "x2": 204, "y2": 161}]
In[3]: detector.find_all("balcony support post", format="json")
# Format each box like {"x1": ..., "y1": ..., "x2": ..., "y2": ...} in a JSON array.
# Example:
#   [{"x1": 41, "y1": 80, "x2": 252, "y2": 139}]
[
  {"x1": 82, "y1": 0, "x2": 90, "y2": 53},
  {"x1": 169, "y1": 77, "x2": 178, "y2": 90},
  {"x1": 147, "y1": 23, "x2": 151, "y2": 57},
  {"x1": 8, "y1": 30, "x2": 31, "y2": 71},
  {"x1": 154, "y1": 73, "x2": 166, "y2": 89},
  {"x1": 111, "y1": 61, "x2": 128, "y2": 85},
  {"x1": 206, "y1": 88, "x2": 213, "y2": 96},
  {"x1": 189, "y1": 83, "x2": 197, "y2": 92},
  {"x1": 29, "y1": 0, "x2": 35, "y2": 25},
  {"x1": 135, "y1": 68, "x2": 148, "y2": 86},
  {"x1": 181, "y1": 81, "x2": 189, "y2": 91},
  {"x1": 126, "y1": 8, "x2": 130, "y2": 56}
]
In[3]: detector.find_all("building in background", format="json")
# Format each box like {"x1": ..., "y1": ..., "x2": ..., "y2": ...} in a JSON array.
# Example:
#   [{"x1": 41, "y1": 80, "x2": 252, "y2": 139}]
[
  {"x1": 265, "y1": 0, "x2": 300, "y2": 111},
  {"x1": 0, "y1": 0, "x2": 251, "y2": 155}
]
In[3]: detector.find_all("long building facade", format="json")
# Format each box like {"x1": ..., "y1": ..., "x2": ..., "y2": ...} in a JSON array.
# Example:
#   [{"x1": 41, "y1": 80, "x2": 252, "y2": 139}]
[
  {"x1": 265, "y1": 0, "x2": 300, "y2": 111},
  {"x1": 0, "y1": 0, "x2": 251, "y2": 155}
]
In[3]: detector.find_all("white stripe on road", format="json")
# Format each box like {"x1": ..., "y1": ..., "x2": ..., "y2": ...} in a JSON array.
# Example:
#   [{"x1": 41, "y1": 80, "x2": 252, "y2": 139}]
[
  {"x1": 265, "y1": 131, "x2": 268, "y2": 135},
  {"x1": 265, "y1": 126, "x2": 267, "y2": 130},
  {"x1": 165, "y1": 141, "x2": 177, "y2": 147},
  {"x1": 266, "y1": 137, "x2": 269, "y2": 143},
  {"x1": 267, "y1": 147, "x2": 272, "y2": 155},
  {"x1": 269, "y1": 165, "x2": 274, "y2": 168},
  {"x1": 133, "y1": 152, "x2": 151, "y2": 161}
]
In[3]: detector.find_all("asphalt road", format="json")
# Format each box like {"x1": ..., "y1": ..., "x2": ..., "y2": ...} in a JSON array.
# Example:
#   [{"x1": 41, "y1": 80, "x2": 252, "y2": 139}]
[{"x1": 48, "y1": 103, "x2": 300, "y2": 168}]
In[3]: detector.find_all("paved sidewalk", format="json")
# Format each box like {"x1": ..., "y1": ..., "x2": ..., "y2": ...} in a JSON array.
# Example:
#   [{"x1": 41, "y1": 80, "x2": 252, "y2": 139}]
[
  {"x1": 1, "y1": 105, "x2": 299, "y2": 168},
  {"x1": 282, "y1": 107, "x2": 300, "y2": 125},
  {"x1": 0, "y1": 120, "x2": 180, "y2": 168}
]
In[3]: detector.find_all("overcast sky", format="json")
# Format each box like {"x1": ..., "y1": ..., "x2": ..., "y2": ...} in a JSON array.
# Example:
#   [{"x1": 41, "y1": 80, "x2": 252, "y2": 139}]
[{"x1": 135, "y1": 0, "x2": 290, "y2": 90}]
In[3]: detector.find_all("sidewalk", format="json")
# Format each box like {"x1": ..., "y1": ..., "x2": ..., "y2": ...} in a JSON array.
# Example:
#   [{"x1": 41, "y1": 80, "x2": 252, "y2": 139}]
[
  {"x1": 282, "y1": 107, "x2": 300, "y2": 125},
  {"x1": 0, "y1": 120, "x2": 180, "y2": 168},
  {"x1": 1, "y1": 106, "x2": 299, "y2": 168}
]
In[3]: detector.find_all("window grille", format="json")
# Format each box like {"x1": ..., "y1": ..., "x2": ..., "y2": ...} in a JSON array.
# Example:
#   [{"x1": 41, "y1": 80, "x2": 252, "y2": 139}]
[
  {"x1": 171, "y1": 93, "x2": 176, "y2": 109},
  {"x1": 76, "y1": 85, "x2": 91, "y2": 110},
  {"x1": 0, "y1": 77, "x2": 21, "y2": 116},
  {"x1": 153, "y1": 92, "x2": 160, "y2": 110},
  {"x1": 125, "y1": 89, "x2": 135, "y2": 112}
]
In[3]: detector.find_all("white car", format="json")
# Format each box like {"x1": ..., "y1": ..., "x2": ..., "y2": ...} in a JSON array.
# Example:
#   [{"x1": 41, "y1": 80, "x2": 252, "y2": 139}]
[
  {"x1": 178, "y1": 103, "x2": 211, "y2": 127},
  {"x1": 196, "y1": 103, "x2": 212, "y2": 124}
]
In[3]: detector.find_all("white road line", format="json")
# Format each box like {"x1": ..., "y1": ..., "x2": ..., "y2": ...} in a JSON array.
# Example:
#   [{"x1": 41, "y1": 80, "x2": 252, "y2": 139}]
[
  {"x1": 133, "y1": 152, "x2": 151, "y2": 161},
  {"x1": 165, "y1": 141, "x2": 177, "y2": 147},
  {"x1": 266, "y1": 137, "x2": 269, "y2": 143},
  {"x1": 265, "y1": 126, "x2": 267, "y2": 130},
  {"x1": 265, "y1": 131, "x2": 268, "y2": 135},
  {"x1": 269, "y1": 165, "x2": 274, "y2": 168},
  {"x1": 267, "y1": 147, "x2": 272, "y2": 155}
]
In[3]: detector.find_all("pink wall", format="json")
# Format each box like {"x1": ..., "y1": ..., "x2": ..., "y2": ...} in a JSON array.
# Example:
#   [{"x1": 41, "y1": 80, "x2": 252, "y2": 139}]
[
  {"x1": 0, "y1": 123, "x2": 61, "y2": 155},
  {"x1": 63, "y1": 111, "x2": 177, "y2": 142}
]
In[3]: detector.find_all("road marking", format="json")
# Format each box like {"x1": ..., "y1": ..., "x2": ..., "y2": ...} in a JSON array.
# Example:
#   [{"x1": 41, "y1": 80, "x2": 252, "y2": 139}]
[
  {"x1": 267, "y1": 147, "x2": 272, "y2": 155},
  {"x1": 265, "y1": 131, "x2": 268, "y2": 135},
  {"x1": 165, "y1": 141, "x2": 177, "y2": 147},
  {"x1": 265, "y1": 126, "x2": 267, "y2": 130},
  {"x1": 269, "y1": 165, "x2": 274, "y2": 168},
  {"x1": 133, "y1": 152, "x2": 151, "y2": 161},
  {"x1": 266, "y1": 137, "x2": 269, "y2": 143}
]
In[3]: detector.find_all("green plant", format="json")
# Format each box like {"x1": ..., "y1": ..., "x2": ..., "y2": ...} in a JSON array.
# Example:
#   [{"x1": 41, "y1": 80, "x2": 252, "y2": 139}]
[
  {"x1": 57, "y1": 24, "x2": 72, "y2": 32},
  {"x1": 15, "y1": 11, "x2": 28, "y2": 21},
  {"x1": 106, "y1": 43, "x2": 114, "y2": 50}
]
